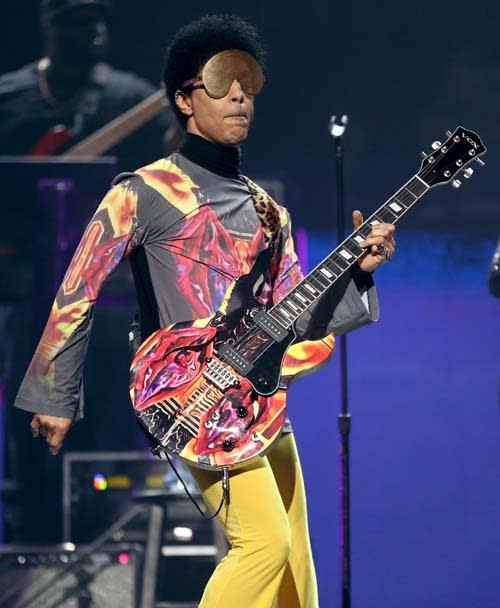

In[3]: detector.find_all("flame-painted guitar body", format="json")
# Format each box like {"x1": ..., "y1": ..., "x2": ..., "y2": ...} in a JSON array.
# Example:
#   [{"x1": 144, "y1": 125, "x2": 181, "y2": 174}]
[
  {"x1": 130, "y1": 126, "x2": 487, "y2": 470},
  {"x1": 130, "y1": 285, "x2": 334, "y2": 470}
]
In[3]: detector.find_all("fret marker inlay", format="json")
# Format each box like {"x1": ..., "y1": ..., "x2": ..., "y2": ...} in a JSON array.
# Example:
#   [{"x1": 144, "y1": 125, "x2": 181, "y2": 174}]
[
  {"x1": 340, "y1": 249, "x2": 352, "y2": 260},
  {"x1": 320, "y1": 268, "x2": 333, "y2": 278}
]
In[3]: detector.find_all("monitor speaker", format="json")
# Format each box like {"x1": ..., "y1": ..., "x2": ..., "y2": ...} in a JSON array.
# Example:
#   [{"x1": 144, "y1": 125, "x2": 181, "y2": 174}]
[{"x1": 0, "y1": 543, "x2": 142, "y2": 608}]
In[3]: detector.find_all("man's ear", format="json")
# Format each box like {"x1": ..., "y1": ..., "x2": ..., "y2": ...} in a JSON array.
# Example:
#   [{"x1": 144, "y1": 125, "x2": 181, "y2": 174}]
[{"x1": 175, "y1": 91, "x2": 193, "y2": 118}]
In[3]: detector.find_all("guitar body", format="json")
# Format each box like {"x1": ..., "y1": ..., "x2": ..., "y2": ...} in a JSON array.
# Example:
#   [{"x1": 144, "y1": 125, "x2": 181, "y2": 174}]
[
  {"x1": 29, "y1": 124, "x2": 75, "y2": 156},
  {"x1": 130, "y1": 305, "x2": 296, "y2": 469}
]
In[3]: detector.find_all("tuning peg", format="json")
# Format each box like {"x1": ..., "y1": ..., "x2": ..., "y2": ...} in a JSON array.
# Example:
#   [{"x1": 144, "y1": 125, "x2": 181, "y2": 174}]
[
  {"x1": 452, "y1": 179, "x2": 462, "y2": 188},
  {"x1": 475, "y1": 158, "x2": 485, "y2": 167},
  {"x1": 420, "y1": 151, "x2": 427, "y2": 158},
  {"x1": 463, "y1": 168, "x2": 474, "y2": 179},
  {"x1": 431, "y1": 141, "x2": 442, "y2": 150},
  {"x1": 446, "y1": 130, "x2": 453, "y2": 137}
]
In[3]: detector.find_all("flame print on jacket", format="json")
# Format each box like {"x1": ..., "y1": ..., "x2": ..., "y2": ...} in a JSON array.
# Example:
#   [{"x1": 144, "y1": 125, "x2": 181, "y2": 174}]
[{"x1": 16, "y1": 180, "x2": 139, "y2": 412}]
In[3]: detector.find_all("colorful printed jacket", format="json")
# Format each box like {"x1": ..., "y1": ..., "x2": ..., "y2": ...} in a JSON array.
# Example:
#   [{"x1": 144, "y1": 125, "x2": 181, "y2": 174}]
[{"x1": 14, "y1": 152, "x2": 378, "y2": 423}]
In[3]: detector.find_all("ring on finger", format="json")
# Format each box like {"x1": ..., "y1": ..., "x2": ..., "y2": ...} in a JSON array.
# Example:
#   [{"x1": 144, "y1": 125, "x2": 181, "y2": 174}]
[{"x1": 376, "y1": 243, "x2": 393, "y2": 261}]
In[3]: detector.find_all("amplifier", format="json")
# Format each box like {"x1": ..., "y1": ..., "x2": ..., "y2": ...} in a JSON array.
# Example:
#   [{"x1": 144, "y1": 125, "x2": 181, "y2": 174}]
[
  {"x1": 62, "y1": 452, "x2": 227, "y2": 605},
  {"x1": 0, "y1": 543, "x2": 142, "y2": 608},
  {"x1": 63, "y1": 452, "x2": 220, "y2": 547}
]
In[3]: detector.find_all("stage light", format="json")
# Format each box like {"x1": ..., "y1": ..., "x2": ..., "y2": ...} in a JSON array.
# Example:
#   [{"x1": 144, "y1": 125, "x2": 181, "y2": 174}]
[
  {"x1": 93, "y1": 473, "x2": 108, "y2": 491},
  {"x1": 173, "y1": 526, "x2": 193, "y2": 541}
]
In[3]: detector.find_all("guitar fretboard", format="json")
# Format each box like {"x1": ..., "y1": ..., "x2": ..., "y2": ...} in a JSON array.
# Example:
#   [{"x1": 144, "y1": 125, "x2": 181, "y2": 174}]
[{"x1": 267, "y1": 175, "x2": 429, "y2": 329}]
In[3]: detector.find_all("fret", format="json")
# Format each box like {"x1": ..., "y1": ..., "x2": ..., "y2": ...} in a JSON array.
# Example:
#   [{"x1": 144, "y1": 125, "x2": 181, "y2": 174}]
[
  {"x1": 387, "y1": 199, "x2": 405, "y2": 214},
  {"x1": 393, "y1": 193, "x2": 410, "y2": 209},
  {"x1": 287, "y1": 293, "x2": 307, "y2": 312},
  {"x1": 282, "y1": 299, "x2": 302, "y2": 318},
  {"x1": 344, "y1": 238, "x2": 364, "y2": 257},
  {"x1": 268, "y1": 309, "x2": 289, "y2": 328},
  {"x1": 402, "y1": 185, "x2": 417, "y2": 200},
  {"x1": 319, "y1": 266, "x2": 335, "y2": 280},
  {"x1": 397, "y1": 190, "x2": 417, "y2": 206},
  {"x1": 377, "y1": 206, "x2": 398, "y2": 222},
  {"x1": 356, "y1": 224, "x2": 372, "y2": 239},
  {"x1": 304, "y1": 281, "x2": 319, "y2": 295},
  {"x1": 324, "y1": 257, "x2": 344, "y2": 276},
  {"x1": 338, "y1": 247, "x2": 354, "y2": 261},
  {"x1": 275, "y1": 305, "x2": 295, "y2": 321},
  {"x1": 331, "y1": 252, "x2": 350, "y2": 271},
  {"x1": 283, "y1": 297, "x2": 303, "y2": 314},
  {"x1": 310, "y1": 271, "x2": 330, "y2": 290},
  {"x1": 294, "y1": 289, "x2": 311, "y2": 305},
  {"x1": 407, "y1": 177, "x2": 428, "y2": 197}
]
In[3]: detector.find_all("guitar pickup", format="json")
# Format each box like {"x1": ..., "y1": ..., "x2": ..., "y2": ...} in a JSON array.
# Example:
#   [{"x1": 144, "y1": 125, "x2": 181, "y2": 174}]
[
  {"x1": 254, "y1": 310, "x2": 289, "y2": 342},
  {"x1": 217, "y1": 345, "x2": 254, "y2": 375}
]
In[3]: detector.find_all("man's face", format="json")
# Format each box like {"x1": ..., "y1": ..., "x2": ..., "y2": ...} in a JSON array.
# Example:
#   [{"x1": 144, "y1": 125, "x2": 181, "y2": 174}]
[
  {"x1": 44, "y1": 7, "x2": 109, "y2": 70},
  {"x1": 179, "y1": 77, "x2": 256, "y2": 146}
]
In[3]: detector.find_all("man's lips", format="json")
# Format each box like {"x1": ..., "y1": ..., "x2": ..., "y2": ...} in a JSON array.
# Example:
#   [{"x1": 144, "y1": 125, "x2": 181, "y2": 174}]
[{"x1": 224, "y1": 114, "x2": 248, "y2": 123}]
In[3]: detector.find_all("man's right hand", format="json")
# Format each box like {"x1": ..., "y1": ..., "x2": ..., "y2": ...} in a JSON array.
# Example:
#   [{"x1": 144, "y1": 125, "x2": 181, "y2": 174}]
[{"x1": 31, "y1": 414, "x2": 73, "y2": 455}]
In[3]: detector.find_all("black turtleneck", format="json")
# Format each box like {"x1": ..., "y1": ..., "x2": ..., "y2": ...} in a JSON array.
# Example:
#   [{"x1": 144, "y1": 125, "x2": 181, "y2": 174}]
[{"x1": 178, "y1": 133, "x2": 242, "y2": 179}]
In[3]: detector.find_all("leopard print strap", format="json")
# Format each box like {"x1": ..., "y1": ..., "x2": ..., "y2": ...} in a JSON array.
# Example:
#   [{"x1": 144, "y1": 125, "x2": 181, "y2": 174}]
[{"x1": 241, "y1": 175, "x2": 282, "y2": 247}]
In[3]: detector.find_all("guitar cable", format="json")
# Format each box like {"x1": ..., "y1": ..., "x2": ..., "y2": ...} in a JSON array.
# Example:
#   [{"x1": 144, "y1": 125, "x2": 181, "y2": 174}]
[{"x1": 164, "y1": 451, "x2": 229, "y2": 520}]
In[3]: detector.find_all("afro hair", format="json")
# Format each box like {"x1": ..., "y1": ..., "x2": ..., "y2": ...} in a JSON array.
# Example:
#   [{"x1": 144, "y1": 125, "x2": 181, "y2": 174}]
[{"x1": 162, "y1": 14, "x2": 266, "y2": 126}]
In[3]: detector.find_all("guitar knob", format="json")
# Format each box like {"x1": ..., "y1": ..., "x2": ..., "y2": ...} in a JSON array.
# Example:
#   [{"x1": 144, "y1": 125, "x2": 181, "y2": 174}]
[
  {"x1": 233, "y1": 379, "x2": 241, "y2": 388},
  {"x1": 452, "y1": 180, "x2": 462, "y2": 188},
  {"x1": 431, "y1": 141, "x2": 442, "y2": 150},
  {"x1": 463, "y1": 168, "x2": 473, "y2": 179},
  {"x1": 236, "y1": 406, "x2": 248, "y2": 418},
  {"x1": 212, "y1": 411, "x2": 221, "y2": 421},
  {"x1": 222, "y1": 439, "x2": 235, "y2": 452}
]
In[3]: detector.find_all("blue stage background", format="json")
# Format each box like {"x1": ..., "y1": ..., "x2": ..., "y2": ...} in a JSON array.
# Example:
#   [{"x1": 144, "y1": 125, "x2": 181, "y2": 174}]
[{"x1": 290, "y1": 230, "x2": 500, "y2": 607}]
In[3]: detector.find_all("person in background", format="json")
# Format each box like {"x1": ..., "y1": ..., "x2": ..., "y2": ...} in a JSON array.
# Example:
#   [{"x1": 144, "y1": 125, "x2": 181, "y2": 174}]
[
  {"x1": 488, "y1": 238, "x2": 500, "y2": 297},
  {"x1": 0, "y1": 0, "x2": 181, "y2": 169}
]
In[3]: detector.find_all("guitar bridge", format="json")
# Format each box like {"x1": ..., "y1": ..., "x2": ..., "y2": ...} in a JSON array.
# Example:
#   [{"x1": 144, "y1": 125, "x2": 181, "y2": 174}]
[{"x1": 203, "y1": 356, "x2": 242, "y2": 390}]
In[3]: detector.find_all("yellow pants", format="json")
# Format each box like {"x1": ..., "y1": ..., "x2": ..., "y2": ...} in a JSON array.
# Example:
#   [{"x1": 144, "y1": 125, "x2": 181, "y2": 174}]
[{"x1": 188, "y1": 433, "x2": 318, "y2": 608}]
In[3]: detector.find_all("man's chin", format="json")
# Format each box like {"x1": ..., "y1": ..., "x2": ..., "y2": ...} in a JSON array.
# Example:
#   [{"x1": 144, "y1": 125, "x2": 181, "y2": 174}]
[{"x1": 224, "y1": 127, "x2": 249, "y2": 146}]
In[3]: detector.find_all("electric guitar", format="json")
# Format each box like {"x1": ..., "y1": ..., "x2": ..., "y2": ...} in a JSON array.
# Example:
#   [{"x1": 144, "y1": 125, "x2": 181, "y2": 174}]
[
  {"x1": 129, "y1": 126, "x2": 486, "y2": 470},
  {"x1": 29, "y1": 89, "x2": 169, "y2": 157}
]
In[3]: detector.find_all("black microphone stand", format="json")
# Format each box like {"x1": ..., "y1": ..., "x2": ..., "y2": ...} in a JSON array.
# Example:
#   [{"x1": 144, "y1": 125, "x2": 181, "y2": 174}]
[{"x1": 328, "y1": 114, "x2": 351, "y2": 608}]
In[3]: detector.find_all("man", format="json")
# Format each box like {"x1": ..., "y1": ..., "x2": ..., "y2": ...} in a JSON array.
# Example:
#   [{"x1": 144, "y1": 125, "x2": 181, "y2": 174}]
[
  {"x1": 15, "y1": 15, "x2": 396, "y2": 607},
  {"x1": 488, "y1": 238, "x2": 500, "y2": 297},
  {"x1": 0, "y1": 0, "x2": 179, "y2": 169}
]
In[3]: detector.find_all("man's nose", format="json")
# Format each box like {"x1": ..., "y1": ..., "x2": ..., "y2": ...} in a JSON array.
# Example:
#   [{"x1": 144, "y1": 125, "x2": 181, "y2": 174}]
[{"x1": 229, "y1": 80, "x2": 245, "y2": 102}]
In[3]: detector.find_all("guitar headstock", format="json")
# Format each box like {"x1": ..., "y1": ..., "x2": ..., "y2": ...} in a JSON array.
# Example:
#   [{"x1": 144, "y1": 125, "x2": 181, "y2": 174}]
[{"x1": 418, "y1": 127, "x2": 486, "y2": 189}]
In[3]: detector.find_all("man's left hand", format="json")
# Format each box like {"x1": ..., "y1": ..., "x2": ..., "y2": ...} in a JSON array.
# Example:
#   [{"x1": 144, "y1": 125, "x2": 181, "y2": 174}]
[{"x1": 353, "y1": 210, "x2": 396, "y2": 273}]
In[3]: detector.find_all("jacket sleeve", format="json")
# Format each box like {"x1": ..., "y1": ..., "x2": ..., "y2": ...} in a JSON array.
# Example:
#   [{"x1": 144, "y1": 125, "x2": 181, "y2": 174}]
[
  {"x1": 271, "y1": 208, "x2": 379, "y2": 341},
  {"x1": 14, "y1": 175, "x2": 145, "y2": 420}
]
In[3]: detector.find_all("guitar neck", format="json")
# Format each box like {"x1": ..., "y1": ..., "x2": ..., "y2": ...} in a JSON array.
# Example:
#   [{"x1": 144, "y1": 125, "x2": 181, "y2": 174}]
[
  {"x1": 268, "y1": 174, "x2": 429, "y2": 327},
  {"x1": 63, "y1": 89, "x2": 167, "y2": 157}
]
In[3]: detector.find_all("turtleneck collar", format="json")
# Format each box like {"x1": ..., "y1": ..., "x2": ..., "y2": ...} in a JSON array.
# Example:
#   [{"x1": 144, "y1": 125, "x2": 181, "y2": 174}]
[{"x1": 178, "y1": 133, "x2": 242, "y2": 179}]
